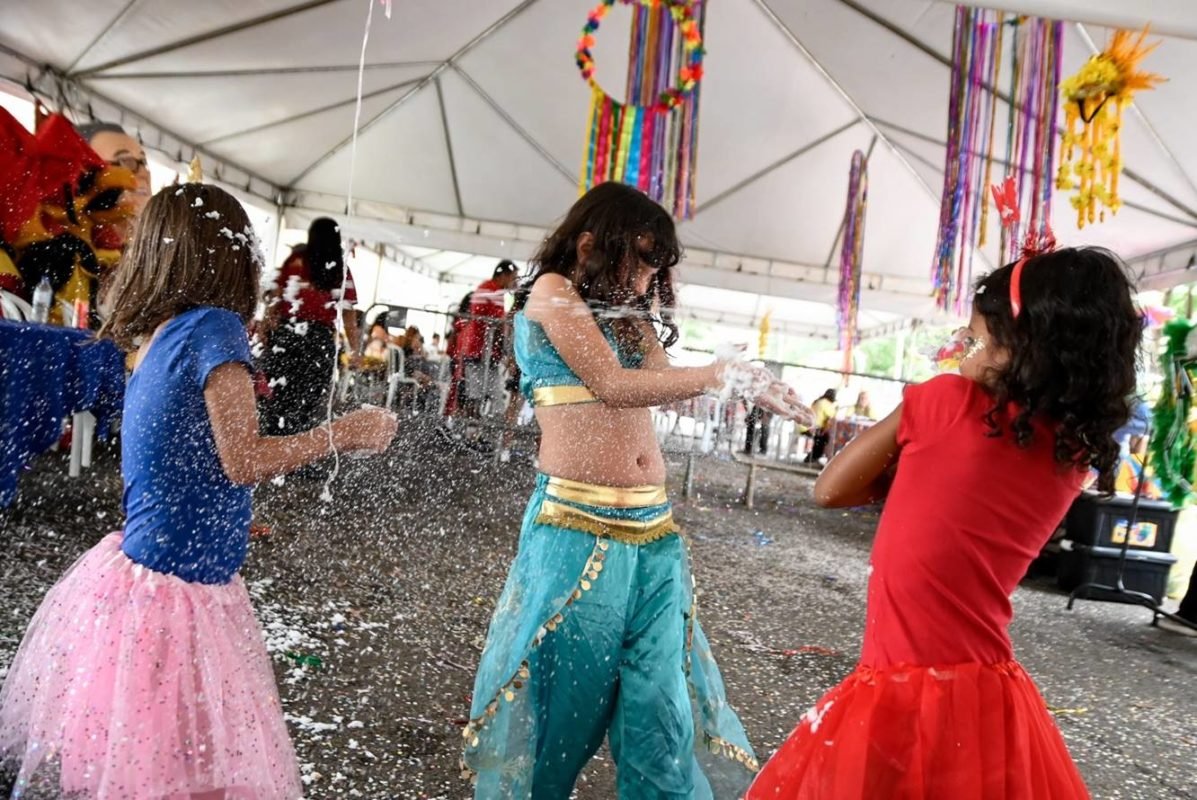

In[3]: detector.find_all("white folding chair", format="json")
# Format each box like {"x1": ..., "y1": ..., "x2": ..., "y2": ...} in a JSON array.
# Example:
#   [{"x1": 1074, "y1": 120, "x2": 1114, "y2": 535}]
[
  {"x1": 69, "y1": 411, "x2": 96, "y2": 477},
  {"x1": 384, "y1": 346, "x2": 418, "y2": 412},
  {"x1": 433, "y1": 356, "x2": 453, "y2": 416}
]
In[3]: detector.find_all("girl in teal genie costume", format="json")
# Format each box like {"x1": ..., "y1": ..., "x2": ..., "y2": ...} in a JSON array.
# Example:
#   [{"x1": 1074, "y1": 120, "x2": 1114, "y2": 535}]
[{"x1": 463, "y1": 183, "x2": 810, "y2": 798}]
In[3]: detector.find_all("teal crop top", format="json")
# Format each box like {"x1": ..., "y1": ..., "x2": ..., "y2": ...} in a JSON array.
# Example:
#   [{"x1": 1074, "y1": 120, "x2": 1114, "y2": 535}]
[{"x1": 514, "y1": 311, "x2": 644, "y2": 406}]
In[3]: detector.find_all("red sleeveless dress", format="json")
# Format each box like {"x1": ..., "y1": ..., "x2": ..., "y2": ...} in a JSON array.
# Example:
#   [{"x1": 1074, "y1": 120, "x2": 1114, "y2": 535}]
[{"x1": 747, "y1": 375, "x2": 1090, "y2": 799}]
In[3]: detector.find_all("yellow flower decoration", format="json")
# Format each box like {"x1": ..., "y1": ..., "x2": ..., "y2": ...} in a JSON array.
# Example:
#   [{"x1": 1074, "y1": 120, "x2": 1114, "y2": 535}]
[
  {"x1": 757, "y1": 310, "x2": 771, "y2": 359},
  {"x1": 1057, "y1": 27, "x2": 1165, "y2": 228}
]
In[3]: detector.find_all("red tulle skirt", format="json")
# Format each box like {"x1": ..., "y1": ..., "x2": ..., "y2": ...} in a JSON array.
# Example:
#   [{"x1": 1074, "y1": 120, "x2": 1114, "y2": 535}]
[{"x1": 746, "y1": 660, "x2": 1089, "y2": 800}]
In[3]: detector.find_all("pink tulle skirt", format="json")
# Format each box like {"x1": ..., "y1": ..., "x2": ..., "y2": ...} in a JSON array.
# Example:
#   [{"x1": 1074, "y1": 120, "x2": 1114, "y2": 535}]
[
  {"x1": 746, "y1": 660, "x2": 1089, "y2": 799},
  {"x1": 0, "y1": 533, "x2": 302, "y2": 799}
]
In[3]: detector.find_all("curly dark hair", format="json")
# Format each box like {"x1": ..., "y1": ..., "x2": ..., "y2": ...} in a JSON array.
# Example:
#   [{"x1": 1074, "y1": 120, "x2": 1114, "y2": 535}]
[
  {"x1": 973, "y1": 247, "x2": 1141, "y2": 493},
  {"x1": 516, "y1": 182, "x2": 682, "y2": 350}
]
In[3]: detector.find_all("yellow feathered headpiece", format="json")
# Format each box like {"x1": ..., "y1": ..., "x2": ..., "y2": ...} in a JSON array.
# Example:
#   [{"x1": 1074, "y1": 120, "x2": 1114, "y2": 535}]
[{"x1": 1057, "y1": 27, "x2": 1165, "y2": 228}]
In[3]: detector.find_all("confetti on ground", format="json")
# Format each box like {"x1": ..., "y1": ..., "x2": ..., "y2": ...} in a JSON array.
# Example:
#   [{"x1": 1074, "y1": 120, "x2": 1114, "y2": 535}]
[{"x1": 0, "y1": 428, "x2": 1193, "y2": 798}]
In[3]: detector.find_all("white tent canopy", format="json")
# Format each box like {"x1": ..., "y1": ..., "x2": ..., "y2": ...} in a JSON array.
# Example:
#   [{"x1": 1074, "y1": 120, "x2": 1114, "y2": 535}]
[{"x1": 3, "y1": 0, "x2": 1196, "y2": 341}]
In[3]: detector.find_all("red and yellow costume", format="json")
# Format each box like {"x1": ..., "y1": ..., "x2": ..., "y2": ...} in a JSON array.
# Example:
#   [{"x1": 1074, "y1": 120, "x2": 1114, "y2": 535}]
[{"x1": 0, "y1": 108, "x2": 137, "y2": 327}]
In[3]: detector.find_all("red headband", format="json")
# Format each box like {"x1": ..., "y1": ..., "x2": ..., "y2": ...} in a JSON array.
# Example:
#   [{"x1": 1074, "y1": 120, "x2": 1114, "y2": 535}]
[
  {"x1": 1008, "y1": 226, "x2": 1057, "y2": 320},
  {"x1": 1009, "y1": 257, "x2": 1028, "y2": 319}
]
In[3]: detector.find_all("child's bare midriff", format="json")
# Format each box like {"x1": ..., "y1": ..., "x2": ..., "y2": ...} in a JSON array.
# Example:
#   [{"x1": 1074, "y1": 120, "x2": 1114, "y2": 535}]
[{"x1": 535, "y1": 404, "x2": 666, "y2": 487}]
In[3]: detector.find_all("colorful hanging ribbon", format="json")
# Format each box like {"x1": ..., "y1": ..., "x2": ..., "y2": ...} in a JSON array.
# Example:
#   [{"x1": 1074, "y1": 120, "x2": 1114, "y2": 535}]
[
  {"x1": 576, "y1": 0, "x2": 706, "y2": 219},
  {"x1": 932, "y1": 9, "x2": 1063, "y2": 312}
]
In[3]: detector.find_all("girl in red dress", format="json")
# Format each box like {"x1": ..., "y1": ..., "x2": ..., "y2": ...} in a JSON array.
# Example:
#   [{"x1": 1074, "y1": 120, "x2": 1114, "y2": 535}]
[{"x1": 748, "y1": 247, "x2": 1142, "y2": 799}]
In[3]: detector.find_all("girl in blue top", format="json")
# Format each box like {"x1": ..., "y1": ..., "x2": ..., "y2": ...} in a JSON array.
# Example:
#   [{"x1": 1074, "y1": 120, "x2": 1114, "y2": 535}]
[{"x1": 0, "y1": 184, "x2": 396, "y2": 799}]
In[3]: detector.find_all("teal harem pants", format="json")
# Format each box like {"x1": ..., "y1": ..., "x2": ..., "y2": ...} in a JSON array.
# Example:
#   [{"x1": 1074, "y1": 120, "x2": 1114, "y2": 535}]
[{"x1": 463, "y1": 474, "x2": 757, "y2": 799}]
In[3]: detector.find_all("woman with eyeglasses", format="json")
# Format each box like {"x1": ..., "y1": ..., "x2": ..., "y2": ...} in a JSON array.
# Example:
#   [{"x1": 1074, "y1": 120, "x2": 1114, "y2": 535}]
[{"x1": 76, "y1": 121, "x2": 152, "y2": 218}]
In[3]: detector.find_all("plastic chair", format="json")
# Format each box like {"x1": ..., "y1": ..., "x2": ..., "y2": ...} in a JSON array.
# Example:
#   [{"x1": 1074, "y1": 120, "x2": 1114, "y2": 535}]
[
  {"x1": 384, "y1": 346, "x2": 419, "y2": 412},
  {"x1": 433, "y1": 356, "x2": 453, "y2": 416}
]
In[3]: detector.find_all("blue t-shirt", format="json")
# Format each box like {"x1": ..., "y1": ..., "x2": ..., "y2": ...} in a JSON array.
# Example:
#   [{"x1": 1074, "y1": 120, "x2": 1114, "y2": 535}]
[{"x1": 120, "y1": 306, "x2": 253, "y2": 584}]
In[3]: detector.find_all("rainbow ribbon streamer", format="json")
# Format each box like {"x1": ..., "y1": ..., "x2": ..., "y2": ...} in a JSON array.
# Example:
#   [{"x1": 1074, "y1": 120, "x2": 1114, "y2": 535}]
[
  {"x1": 578, "y1": 0, "x2": 706, "y2": 219},
  {"x1": 839, "y1": 150, "x2": 868, "y2": 374},
  {"x1": 932, "y1": 8, "x2": 1063, "y2": 313}
]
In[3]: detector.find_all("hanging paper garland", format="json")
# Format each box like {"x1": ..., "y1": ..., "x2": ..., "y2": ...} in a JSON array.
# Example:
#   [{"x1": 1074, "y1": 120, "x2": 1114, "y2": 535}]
[
  {"x1": 757, "y1": 309, "x2": 771, "y2": 360},
  {"x1": 1057, "y1": 28, "x2": 1164, "y2": 229},
  {"x1": 838, "y1": 150, "x2": 868, "y2": 374},
  {"x1": 932, "y1": 9, "x2": 1063, "y2": 312},
  {"x1": 1151, "y1": 318, "x2": 1197, "y2": 509},
  {"x1": 576, "y1": 0, "x2": 706, "y2": 219}
]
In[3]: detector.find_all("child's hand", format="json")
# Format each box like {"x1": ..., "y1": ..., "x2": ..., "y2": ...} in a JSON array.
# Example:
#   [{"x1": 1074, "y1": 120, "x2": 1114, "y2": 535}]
[
  {"x1": 758, "y1": 381, "x2": 814, "y2": 426},
  {"x1": 717, "y1": 361, "x2": 775, "y2": 401},
  {"x1": 337, "y1": 406, "x2": 398, "y2": 453}
]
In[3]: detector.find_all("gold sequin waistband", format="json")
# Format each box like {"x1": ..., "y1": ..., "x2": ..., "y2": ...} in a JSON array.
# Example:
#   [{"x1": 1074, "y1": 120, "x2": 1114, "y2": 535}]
[
  {"x1": 544, "y1": 475, "x2": 667, "y2": 508},
  {"x1": 535, "y1": 499, "x2": 677, "y2": 546},
  {"x1": 531, "y1": 384, "x2": 597, "y2": 406}
]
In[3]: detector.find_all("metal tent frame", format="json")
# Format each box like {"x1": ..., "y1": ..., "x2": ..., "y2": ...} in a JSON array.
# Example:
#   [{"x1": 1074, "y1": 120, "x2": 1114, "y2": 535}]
[{"x1": 3, "y1": 0, "x2": 1197, "y2": 338}]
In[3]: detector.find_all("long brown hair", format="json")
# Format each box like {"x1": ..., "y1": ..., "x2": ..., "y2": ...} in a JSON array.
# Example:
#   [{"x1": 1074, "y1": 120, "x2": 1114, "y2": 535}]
[
  {"x1": 518, "y1": 182, "x2": 682, "y2": 349},
  {"x1": 100, "y1": 183, "x2": 261, "y2": 350}
]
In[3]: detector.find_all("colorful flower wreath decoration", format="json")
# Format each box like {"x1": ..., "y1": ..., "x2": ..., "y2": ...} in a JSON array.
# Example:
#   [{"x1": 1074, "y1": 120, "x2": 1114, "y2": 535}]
[
  {"x1": 1057, "y1": 28, "x2": 1165, "y2": 228},
  {"x1": 576, "y1": 0, "x2": 705, "y2": 114}
]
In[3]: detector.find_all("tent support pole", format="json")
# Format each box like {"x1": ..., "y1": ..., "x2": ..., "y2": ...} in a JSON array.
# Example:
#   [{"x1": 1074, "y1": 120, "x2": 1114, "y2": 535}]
[{"x1": 436, "y1": 76, "x2": 466, "y2": 216}]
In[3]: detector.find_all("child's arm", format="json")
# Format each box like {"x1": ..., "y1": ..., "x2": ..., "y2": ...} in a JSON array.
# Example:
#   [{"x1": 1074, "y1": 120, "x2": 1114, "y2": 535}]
[
  {"x1": 813, "y1": 407, "x2": 901, "y2": 508},
  {"x1": 204, "y1": 363, "x2": 396, "y2": 485},
  {"x1": 527, "y1": 274, "x2": 723, "y2": 407}
]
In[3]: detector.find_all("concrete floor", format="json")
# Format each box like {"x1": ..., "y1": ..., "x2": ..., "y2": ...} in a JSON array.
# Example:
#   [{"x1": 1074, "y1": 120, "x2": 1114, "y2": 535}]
[{"x1": 1, "y1": 429, "x2": 1194, "y2": 798}]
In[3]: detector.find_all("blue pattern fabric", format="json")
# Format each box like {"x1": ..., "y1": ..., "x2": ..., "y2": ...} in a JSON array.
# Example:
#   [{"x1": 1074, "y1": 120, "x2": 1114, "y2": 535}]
[{"x1": 0, "y1": 320, "x2": 125, "y2": 507}]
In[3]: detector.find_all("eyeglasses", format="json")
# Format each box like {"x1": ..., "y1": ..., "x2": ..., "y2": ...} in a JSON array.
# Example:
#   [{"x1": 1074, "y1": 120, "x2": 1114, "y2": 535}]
[{"x1": 108, "y1": 155, "x2": 149, "y2": 174}]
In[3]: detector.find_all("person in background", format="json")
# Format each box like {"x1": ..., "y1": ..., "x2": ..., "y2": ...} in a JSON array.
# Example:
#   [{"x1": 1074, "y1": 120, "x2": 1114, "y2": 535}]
[
  {"x1": 804, "y1": 388, "x2": 838, "y2": 464},
  {"x1": 0, "y1": 113, "x2": 142, "y2": 327},
  {"x1": 431, "y1": 332, "x2": 443, "y2": 354},
  {"x1": 364, "y1": 312, "x2": 395, "y2": 360},
  {"x1": 402, "y1": 326, "x2": 437, "y2": 413},
  {"x1": 1161, "y1": 410, "x2": 1197, "y2": 635},
  {"x1": 1164, "y1": 565, "x2": 1197, "y2": 635},
  {"x1": 854, "y1": 390, "x2": 874, "y2": 420},
  {"x1": 457, "y1": 260, "x2": 519, "y2": 417},
  {"x1": 443, "y1": 292, "x2": 474, "y2": 419},
  {"x1": 499, "y1": 292, "x2": 528, "y2": 463},
  {"x1": 258, "y1": 217, "x2": 362, "y2": 435},
  {"x1": 76, "y1": 121, "x2": 152, "y2": 221},
  {"x1": 79, "y1": 121, "x2": 152, "y2": 313},
  {"x1": 745, "y1": 404, "x2": 772, "y2": 457},
  {"x1": 1112, "y1": 434, "x2": 1162, "y2": 498},
  {"x1": 1113, "y1": 396, "x2": 1151, "y2": 449}
]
